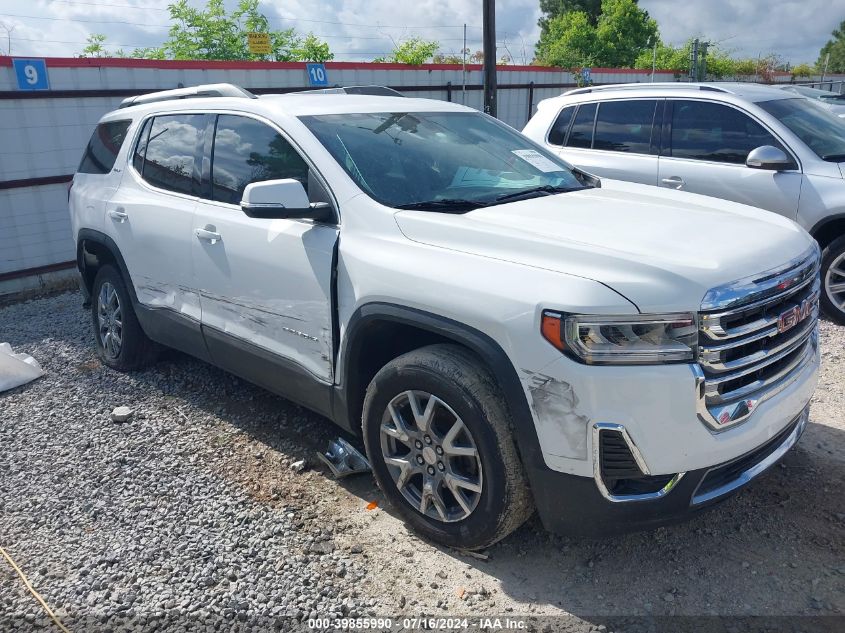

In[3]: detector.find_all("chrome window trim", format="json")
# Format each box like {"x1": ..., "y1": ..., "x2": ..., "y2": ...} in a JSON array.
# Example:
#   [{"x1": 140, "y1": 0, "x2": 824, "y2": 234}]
[
  {"x1": 691, "y1": 406, "x2": 809, "y2": 505},
  {"x1": 592, "y1": 422, "x2": 685, "y2": 503}
]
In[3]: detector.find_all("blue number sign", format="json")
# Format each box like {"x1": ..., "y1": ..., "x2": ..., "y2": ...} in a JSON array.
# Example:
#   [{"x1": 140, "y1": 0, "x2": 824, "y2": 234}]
[
  {"x1": 581, "y1": 67, "x2": 591, "y2": 84},
  {"x1": 13, "y1": 58, "x2": 50, "y2": 91},
  {"x1": 306, "y1": 63, "x2": 329, "y2": 87}
]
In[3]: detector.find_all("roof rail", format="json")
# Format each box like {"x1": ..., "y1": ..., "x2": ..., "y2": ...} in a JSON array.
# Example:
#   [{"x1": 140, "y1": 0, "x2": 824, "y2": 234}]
[
  {"x1": 118, "y1": 83, "x2": 257, "y2": 109},
  {"x1": 292, "y1": 85, "x2": 405, "y2": 97},
  {"x1": 565, "y1": 82, "x2": 732, "y2": 96}
]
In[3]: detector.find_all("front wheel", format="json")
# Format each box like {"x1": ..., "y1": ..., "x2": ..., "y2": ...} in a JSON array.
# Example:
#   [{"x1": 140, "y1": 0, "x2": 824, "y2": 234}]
[
  {"x1": 820, "y1": 235, "x2": 845, "y2": 325},
  {"x1": 362, "y1": 344, "x2": 533, "y2": 550}
]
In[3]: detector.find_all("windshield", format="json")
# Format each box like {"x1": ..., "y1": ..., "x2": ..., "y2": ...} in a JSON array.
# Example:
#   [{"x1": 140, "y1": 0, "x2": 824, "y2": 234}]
[
  {"x1": 758, "y1": 98, "x2": 845, "y2": 161},
  {"x1": 300, "y1": 111, "x2": 587, "y2": 210}
]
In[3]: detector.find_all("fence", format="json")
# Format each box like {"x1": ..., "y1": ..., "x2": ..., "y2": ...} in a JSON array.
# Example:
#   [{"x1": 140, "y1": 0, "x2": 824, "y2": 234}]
[{"x1": 1, "y1": 55, "x2": 844, "y2": 292}]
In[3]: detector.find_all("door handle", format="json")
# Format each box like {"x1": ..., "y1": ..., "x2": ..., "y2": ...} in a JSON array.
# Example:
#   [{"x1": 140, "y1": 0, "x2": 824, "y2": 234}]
[
  {"x1": 108, "y1": 208, "x2": 128, "y2": 223},
  {"x1": 661, "y1": 176, "x2": 685, "y2": 189},
  {"x1": 195, "y1": 226, "x2": 222, "y2": 244}
]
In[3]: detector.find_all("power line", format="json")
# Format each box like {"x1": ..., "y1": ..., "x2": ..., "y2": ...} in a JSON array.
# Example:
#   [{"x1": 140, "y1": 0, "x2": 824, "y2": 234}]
[{"x1": 35, "y1": 2, "x2": 485, "y2": 30}]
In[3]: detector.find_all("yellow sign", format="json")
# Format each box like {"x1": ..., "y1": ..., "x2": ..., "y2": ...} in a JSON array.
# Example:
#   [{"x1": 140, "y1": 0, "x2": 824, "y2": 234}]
[{"x1": 247, "y1": 32, "x2": 271, "y2": 55}]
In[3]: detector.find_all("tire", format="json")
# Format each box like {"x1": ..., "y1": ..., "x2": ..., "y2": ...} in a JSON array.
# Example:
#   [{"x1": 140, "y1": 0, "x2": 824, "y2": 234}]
[
  {"x1": 91, "y1": 265, "x2": 158, "y2": 371},
  {"x1": 362, "y1": 344, "x2": 534, "y2": 550},
  {"x1": 820, "y1": 235, "x2": 845, "y2": 325}
]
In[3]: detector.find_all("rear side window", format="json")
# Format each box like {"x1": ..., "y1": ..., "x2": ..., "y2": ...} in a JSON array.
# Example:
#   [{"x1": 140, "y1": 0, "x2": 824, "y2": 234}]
[
  {"x1": 548, "y1": 106, "x2": 575, "y2": 146},
  {"x1": 669, "y1": 100, "x2": 782, "y2": 164},
  {"x1": 593, "y1": 100, "x2": 657, "y2": 153},
  {"x1": 78, "y1": 120, "x2": 132, "y2": 174},
  {"x1": 140, "y1": 114, "x2": 205, "y2": 195},
  {"x1": 566, "y1": 103, "x2": 597, "y2": 149},
  {"x1": 211, "y1": 114, "x2": 309, "y2": 205}
]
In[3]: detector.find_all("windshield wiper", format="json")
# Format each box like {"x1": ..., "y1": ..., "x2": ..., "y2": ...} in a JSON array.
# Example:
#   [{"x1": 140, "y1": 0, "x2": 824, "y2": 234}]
[
  {"x1": 493, "y1": 185, "x2": 585, "y2": 203},
  {"x1": 821, "y1": 153, "x2": 845, "y2": 162},
  {"x1": 395, "y1": 198, "x2": 488, "y2": 212}
]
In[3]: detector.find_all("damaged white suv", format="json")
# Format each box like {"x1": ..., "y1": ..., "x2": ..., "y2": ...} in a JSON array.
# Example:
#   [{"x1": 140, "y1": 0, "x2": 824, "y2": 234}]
[{"x1": 70, "y1": 84, "x2": 820, "y2": 549}]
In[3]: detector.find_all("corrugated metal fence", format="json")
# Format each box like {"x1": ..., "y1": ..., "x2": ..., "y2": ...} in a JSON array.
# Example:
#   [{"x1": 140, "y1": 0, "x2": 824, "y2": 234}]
[{"x1": 0, "y1": 56, "x2": 841, "y2": 289}]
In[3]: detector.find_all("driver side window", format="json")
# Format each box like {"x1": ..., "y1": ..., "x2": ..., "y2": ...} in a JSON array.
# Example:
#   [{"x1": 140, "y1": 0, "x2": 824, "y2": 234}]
[
  {"x1": 668, "y1": 100, "x2": 785, "y2": 164},
  {"x1": 210, "y1": 114, "x2": 313, "y2": 205}
]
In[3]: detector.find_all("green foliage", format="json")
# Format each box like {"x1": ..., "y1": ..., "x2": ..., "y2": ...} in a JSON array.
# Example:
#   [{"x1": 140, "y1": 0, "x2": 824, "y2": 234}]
[
  {"x1": 535, "y1": 0, "x2": 655, "y2": 68},
  {"x1": 818, "y1": 19, "x2": 845, "y2": 73},
  {"x1": 376, "y1": 38, "x2": 439, "y2": 65},
  {"x1": 80, "y1": 33, "x2": 108, "y2": 58},
  {"x1": 76, "y1": 1, "x2": 332, "y2": 62},
  {"x1": 539, "y1": 0, "x2": 604, "y2": 30},
  {"x1": 791, "y1": 63, "x2": 816, "y2": 79},
  {"x1": 292, "y1": 33, "x2": 334, "y2": 62},
  {"x1": 633, "y1": 39, "x2": 782, "y2": 80}
]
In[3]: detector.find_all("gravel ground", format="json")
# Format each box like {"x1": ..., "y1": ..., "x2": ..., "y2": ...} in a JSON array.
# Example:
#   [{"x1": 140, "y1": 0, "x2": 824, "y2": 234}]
[{"x1": 1, "y1": 290, "x2": 843, "y2": 632}]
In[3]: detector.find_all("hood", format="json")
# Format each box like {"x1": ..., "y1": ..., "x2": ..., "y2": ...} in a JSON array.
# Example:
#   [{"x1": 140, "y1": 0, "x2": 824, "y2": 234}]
[{"x1": 394, "y1": 179, "x2": 814, "y2": 313}]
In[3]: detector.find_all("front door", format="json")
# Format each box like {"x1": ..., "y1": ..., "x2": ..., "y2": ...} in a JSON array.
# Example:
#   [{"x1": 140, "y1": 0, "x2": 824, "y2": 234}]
[
  {"x1": 658, "y1": 100, "x2": 802, "y2": 218},
  {"x1": 191, "y1": 113, "x2": 338, "y2": 382}
]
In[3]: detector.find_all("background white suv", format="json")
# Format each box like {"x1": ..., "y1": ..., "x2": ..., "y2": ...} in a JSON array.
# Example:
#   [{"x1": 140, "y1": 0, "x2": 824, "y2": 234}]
[
  {"x1": 70, "y1": 84, "x2": 819, "y2": 549},
  {"x1": 523, "y1": 82, "x2": 845, "y2": 324}
]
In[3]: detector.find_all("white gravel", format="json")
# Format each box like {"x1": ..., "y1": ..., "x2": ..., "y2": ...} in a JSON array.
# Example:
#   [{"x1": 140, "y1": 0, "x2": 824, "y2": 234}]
[
  {"x1": 1, "y1": 290, "x2": 843, "y2": 631},
  {"x1": 0, "y1": 291, "x2": 379, "y2": 631}
]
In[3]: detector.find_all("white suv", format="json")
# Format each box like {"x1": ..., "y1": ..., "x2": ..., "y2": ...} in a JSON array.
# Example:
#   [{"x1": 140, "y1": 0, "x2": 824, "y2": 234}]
[
  {"x1": 70, "y1": 83, "x2": 820, "y2": 549},
  {"x1": 523, "y1": 82, "x2": 845, "y2": 324}
]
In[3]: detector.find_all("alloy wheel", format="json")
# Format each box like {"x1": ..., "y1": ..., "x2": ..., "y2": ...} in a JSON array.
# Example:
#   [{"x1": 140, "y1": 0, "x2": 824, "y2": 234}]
[
  {"x1": 97, "y1": 281, "x2": 123, "y2": 359},
  {"x1": 825, "y1": 251, "x2": 845, "y2": 314},
  {"x1": 379, "y1": 390, "x2": 483, "y2": 523}
]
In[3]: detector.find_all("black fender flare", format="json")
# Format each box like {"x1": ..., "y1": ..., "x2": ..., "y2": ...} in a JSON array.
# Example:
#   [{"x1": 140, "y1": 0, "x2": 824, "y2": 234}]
[
  {"x1": 336, "y1": 302, "x2": 546, "y2": 474},
  {"x1": 76, "y1": 228, "x2": 139, "y2": 305}
]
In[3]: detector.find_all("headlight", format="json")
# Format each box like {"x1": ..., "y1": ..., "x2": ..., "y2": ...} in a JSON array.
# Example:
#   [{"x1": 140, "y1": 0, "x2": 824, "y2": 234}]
[{"x1": 541, "y1": 311, "x2": 698, "y2": 365}]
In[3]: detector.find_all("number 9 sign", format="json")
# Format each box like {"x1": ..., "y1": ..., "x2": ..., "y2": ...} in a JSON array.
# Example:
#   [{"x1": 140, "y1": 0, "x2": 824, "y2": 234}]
[{"x1": 12, "y1": 58, "x2": 50, "y2": 91}]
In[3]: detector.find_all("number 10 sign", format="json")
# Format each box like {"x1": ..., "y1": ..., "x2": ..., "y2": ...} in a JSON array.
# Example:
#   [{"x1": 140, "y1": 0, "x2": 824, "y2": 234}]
[
  {"x1": 306, "y1": 63, "x2": 329, "y2": 87},
  {"x1": 13, "y1": 58, "x2": 50, "y2": 91}
]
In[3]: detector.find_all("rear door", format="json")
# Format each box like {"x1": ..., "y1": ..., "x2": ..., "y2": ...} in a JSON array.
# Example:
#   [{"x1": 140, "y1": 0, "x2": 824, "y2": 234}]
[
  {"x1": 545, "y1": 99, "x2": 660, "y2": 185},
  {"x1": 191, "y1": 113, "x2": 338, "y2": 382},
  {"x1": 658, "y1": 99, "x2": 802, "y2": 218},
  {"x1": 105, "y1": 112, "x2": 206, "y2": 325}
]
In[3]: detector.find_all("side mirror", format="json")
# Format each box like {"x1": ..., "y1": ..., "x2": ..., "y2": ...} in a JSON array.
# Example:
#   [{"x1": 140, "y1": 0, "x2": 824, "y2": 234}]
[
  {"x1": 240, "y1": 179, "x2": 333, "y2": 222},
  {"x1": 746, "y1": 146, "x2": 795, "y2": 171}
]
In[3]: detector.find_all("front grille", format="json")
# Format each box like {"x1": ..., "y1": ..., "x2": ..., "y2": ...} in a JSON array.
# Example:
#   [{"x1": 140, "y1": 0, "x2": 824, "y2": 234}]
[{"x1": 697, "y1": 247, "x2": 820, "y2": 430}]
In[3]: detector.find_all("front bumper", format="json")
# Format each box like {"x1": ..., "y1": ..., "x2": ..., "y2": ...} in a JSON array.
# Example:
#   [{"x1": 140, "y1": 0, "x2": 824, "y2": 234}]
[{"x1": 532, "y1": 405, "x2": 808, "y2": 537}]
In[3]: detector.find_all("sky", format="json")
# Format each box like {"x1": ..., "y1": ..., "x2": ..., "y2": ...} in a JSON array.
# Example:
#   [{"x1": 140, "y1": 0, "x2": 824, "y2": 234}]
[{"x1": 0, "y1": 0, "x2": 838, "y2": 65}]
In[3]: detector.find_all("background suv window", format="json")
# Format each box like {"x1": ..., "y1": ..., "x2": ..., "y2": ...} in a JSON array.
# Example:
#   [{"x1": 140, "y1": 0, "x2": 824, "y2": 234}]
[
  {"x1": 78, "y1": 120, "x2": 132, "y2": 174},
  {"x1": 593, "y1": 100, "x2": 657, "y2": 153},
  {"x1": 669, "y1": 101, "x2": 782, "y2": 164},
  {"x1": 140, "y1": 114, "x2": 204, "y2": 195},
  {"x1": 566, "y1": 103, "x2": 597, "y2": 149},
  {"x1": 211, "y1": 115, "x2": 309, "y2": 205},
  {"x1": 548, "y1": 106, "x2": 575, "y2": 146}
]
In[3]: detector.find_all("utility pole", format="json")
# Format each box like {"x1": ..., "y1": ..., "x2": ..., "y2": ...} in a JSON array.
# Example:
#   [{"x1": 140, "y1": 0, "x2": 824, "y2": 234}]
[
  {"x1": 821, "y1": 52, "x2": 830, "y2": 85},
  {"x1": 689, "y1": 38, "x2": 699, "y2": 82},
  {"x1": 699, "y1": 41, "x2": 709, "y2": 81},
  {"x1": 0, "y1": 22, "x2": 15, "y2": 56},
  {"x1": 651, "y1": 40, "x2": 657, "y2": 82},
  {"x1": 482, "y1": 0, "x2": 497, "y2": 117},
  {"x1": 462, "y1": 24, "x2": 467, "y2": 105}
]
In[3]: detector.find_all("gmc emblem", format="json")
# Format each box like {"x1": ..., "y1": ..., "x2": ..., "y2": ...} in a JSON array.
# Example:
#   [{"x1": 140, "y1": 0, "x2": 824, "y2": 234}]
[{"x1": 777, "y1": 298, "x2": 814, "y2": 334}]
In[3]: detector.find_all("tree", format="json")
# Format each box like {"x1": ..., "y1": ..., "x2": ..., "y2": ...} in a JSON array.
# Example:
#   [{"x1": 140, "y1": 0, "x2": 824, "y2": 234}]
[
  {"x1": 535, "y1": 11, "x2": 598, "y2": 68},
  {"x1": 539, "y1": 0, "x2": 603, "y2": 32},
  {"x1": 292, "y1": 33, "x2": 334, "y2": 62},
  {"x1": 594, "y1": 0, "x2": 657, "y2": 67},
  {"x1": 375, "y1": 38, "x2": 439, "y2": 65},
  {"x1": 80, "y1": 33, "x2": 108, "y2": 58},
  {"x1": 535, "y1": 0, "x2": 655, "y2": 68},
  {"x1": 76, "y1": 1, "x2": 333, "y2": 62},
  {"x1": 791, "y1": 63, "x2": 816, "y2": 79},
  {"x1": 818, "y1": 19, "x2": 845, "y2": 73}
]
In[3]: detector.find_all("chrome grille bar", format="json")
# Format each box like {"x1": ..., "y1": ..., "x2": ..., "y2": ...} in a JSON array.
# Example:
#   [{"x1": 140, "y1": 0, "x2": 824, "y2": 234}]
[{"x1": 696, "y1": 246, "x2": 821, "y2": 431}]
